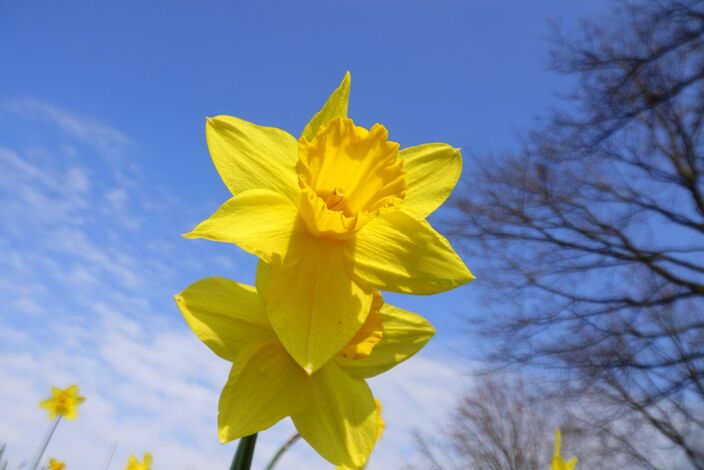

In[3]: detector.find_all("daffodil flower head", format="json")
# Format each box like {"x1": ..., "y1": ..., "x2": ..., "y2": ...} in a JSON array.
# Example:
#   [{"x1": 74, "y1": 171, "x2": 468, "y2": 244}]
[
  {"x1": 175, "y1": 276, "x2": 434, "y2": 468},
  {"x1": 39, "y1": 385, "x2": 86, "y2": 421},
  {"x1": 551, "y1": 429, "x2": 578, "y2": 470},
  {"x1": 187, "y1": 72, "x2": 473, "y2": 373},
  {"x1": 125, "y1": 452, "x2": 152, "y2": 470},
  {"x1": 48, "y1": 458, "x2": 66, "y2": 470}
]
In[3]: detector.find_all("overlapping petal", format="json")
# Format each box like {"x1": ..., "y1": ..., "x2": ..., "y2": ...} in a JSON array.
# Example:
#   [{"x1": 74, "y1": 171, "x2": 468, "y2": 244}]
[
  {"x1": 399, "y1": 143, "x2": 462, "y2": 218},
  {"x1": 175, "y1": 276, "x2": 403, "y2": 467},
  {"x1": 218, "y1": 342, "x2": 311, "y2": 442},
  {"x1": 206, "y1": 115, "x2": 299, "y2": 203},
  {"x1": 184, "y1": 189, "x2": 304, "y2": 266},
  {"x1": 337, "y1": 303, "x2": 435, "y2": 379},
  {"x1": 301, "y1": 72, "x2": 350, "y2": 141},
  {"x1": 292, "y1": 361, "x2": 378, "y2": 468},
  {"x1": 175, "y1": 277, "x2": 274, "y2": 362},
  {"x1": 346, "y1": 210, "x2": 474, "y2": 295},
  {"x1": 257, "y1": 240, "x2": 374, "y2": 374}
]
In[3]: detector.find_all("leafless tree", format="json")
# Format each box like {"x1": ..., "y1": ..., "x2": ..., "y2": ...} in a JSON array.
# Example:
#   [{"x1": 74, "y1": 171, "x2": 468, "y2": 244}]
[
  {"x1": 408, "y1": 375, "x2": 556, "y2": 470},
  {"x1": 445, "y1": 0, "x2": 704, "y2": 468}
]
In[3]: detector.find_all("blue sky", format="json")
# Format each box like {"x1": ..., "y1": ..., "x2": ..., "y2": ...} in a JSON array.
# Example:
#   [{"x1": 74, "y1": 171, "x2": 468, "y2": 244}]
[{"x1": 0, "y1": 2, "x2": 610, "y2": 469}]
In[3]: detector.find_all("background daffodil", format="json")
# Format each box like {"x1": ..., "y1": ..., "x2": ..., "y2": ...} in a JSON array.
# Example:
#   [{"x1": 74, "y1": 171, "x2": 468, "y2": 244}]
[
  {"x1": 48, "y1": 458, "x2": 65, "y2": 470},
  {"x1": 186, "y1": 72, "x2": 473, "y2": 373},
  {"x1": 551, "y1": 429, "x2": 578, "y2": 470},
  {"x1": 39, "y1": 385, "x2": 85, "y2": 421},
  {"x1": 125, "y1": 452, "x2": 152, "y2": 470},
  {"x1": 175, "y1": 276, "x2": 435, "y2": 468}
]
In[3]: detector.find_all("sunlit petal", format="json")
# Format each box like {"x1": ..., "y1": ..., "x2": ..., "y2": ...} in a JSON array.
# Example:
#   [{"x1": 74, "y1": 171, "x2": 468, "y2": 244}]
[
  {"x1": 337, "y1": 303, "x2": 435, "y2": 378},
  {"x1": 175, "y1": 277, "x2": 274, "y2": 362},
  {"x1": 302, "y1": 72, "x2": 351, "y2": 141},
  {"x1": 206, "y1": 115, "x2": 299, "y2": 202},
  {"x1": 218, "y1": 342, "x2": 311, "y2": 442},
  {"x1": 292, "y1": 361, "x2": 378, "y2": 467},
  {"x1": 400, "y1": 143, "x2": 462, "y2": 218},
  {"x1": 348, "y1": 211, "x2": 474, "y2": 294}
]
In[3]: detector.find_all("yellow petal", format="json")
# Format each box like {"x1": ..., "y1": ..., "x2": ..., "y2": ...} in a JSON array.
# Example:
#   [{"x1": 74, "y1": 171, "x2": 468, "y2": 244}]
[
  {"x1": 337, "y1": 303, "x2": 435, "y2": 378},
  {"x1": 63, "y1": 407, "x2": 78, "y2": 421},
  {"x1": 292, "y1": 361, "x2": 378, "y2": 467},
  {"x1": 565, "y1": 458, "x2": 579, "y2": 470},
  {"x1": 301, "y1": 72, "x2": 351, "y2": 141},
  {"x1": 400, "y1": 143, "x2": 462, "y2": 218},
  {"x1": 257, "y1": 238, "x2": 374, "y2": 374},
  {"x1": 175, "y1": 277, "x2": 275, "y2": 362},
  {"x1": 218, "y1": 342, "x2": 311, "y2": 442},
  {"x1": 206, "y1": 115, "x2": 299, "y2": 203},
  {"x1": 551, "y1": 429, "x2": 579, "y2": 470},
  {"x1": 184, "y1": 189, "x2": 304, "y2": 266},
  {"x1": 348, "y1": 211, "x2": 474, "y2": 294},
  {"x1": 340, "y1": 293, "x2": 384, "y2": 361}
]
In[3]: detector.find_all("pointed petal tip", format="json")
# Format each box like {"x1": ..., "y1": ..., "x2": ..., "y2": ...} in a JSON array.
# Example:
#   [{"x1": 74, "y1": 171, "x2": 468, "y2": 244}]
[{"x1": 466, "y1": 268, "x2": 476, "y2": 283}]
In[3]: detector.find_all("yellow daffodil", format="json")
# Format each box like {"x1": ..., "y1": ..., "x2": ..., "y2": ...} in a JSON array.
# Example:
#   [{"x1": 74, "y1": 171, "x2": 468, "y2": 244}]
[
  {"x1": 125, "y1": 452, "x2": 152, "y2": 470},
  {"x1": 39, "y1": 385, "x2": 85, "y2": 421},
  {"x1": 187, "y1": 72, "x2": 473, "y2": 373},
  {"x1": 175, "y1": 276, "x2": 435, "y2": 468},
  {"x1": 551, "y1": 429, "x2": 578, "y2": 470},
  {"x1": 48, "y1": 458, "x2": 66, "y2": 470}
]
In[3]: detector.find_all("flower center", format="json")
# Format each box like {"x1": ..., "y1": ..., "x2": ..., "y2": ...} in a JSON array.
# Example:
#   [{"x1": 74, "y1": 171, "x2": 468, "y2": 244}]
[
  {"x1": 55, "y1": 394, "x2": 69, "y2": 413},
  {"x1": 297, "y1": 117, "x2": 406, "y2": 239},
  {"x1": 341, "y1": 292, "x2": 384, "y2": 360}
]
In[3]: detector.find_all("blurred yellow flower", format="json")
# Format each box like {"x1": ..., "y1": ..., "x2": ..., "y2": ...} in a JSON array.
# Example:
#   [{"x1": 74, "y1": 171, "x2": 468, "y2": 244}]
[
  {"x1": 175, "y1": 276, "x2": 434, "y2": 468},
  {"x1": 551, "y1": 429, "x2": 578, "y2": 470},
  {"x1": 186, "y1": 72, "x2": 472, "y2": 373},
  {"x1": 39, "y1": 385, "x2": 85, "y2": 421},
  {"x1": 125, "y1": 452, "x2": 152, "y2": 470},
  {"x1": 48, "y1": 458, "x2": 65, "y2": 470}
]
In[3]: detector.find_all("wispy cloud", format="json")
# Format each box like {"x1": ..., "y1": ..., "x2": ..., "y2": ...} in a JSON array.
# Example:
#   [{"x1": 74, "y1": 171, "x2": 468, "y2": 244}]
[{"x1": 0, "y1": 100, "x2": 467, "y2": 469}]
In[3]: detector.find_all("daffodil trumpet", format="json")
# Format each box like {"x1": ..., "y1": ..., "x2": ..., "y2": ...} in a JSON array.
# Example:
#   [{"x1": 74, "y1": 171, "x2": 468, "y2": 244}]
[
  {"x1": 186, "y1": 72, "x2": 472, "y2": 374},
  {"x1": 175, "y1": 276, "x2": 435, "y2": 468}
]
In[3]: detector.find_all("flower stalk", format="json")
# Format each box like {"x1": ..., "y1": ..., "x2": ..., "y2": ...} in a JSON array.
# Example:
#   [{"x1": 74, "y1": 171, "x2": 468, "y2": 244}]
[
  {"x1": 229, "y1": 434, "x2": 257, "y2": 470},
  {"x1": 264, "y1": 433, "x2": 301, "y2": 470},
  {"x1": 29, "y1": 417, "x2": 61, "y2": 470}
]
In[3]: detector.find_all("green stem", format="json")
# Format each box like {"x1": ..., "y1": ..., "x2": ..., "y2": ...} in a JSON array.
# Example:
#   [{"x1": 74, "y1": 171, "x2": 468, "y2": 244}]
[
  {"x1": 229, "y1": 434, "x2": 258, "y2": 470},
  {"x1": 264, "y1": 433, "x2": 301, "y2": 470},
  {"x1": 29, "y1": 416, "x2": 61, "y2": 470}
]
